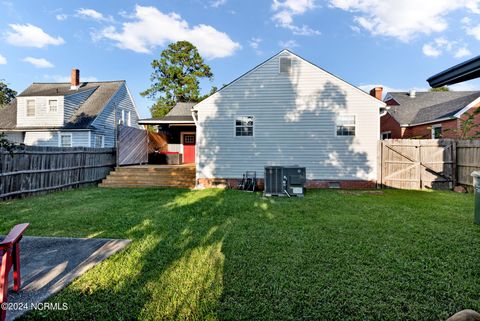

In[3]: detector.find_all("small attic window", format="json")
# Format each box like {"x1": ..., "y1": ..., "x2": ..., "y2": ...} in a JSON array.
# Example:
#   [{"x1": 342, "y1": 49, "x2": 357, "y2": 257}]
[{"x1": 279, "y1": 57, "x2": 292, "y2": 73}]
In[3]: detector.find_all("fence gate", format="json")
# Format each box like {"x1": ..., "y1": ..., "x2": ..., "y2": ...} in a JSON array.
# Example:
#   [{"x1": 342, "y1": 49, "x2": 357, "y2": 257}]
[
  {"x1": 378, "y1": 139, "x2": 455, "y2": 190},
  {"x1": 117, "y1": 125, "x2": 148, "y2": 166}
]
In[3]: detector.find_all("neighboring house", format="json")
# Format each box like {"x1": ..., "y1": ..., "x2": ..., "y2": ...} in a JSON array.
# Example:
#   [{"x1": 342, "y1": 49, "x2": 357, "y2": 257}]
[
  {"x1": 379, "y1": 89, "x2": 480, "y2": 139},
  {"x1": 0, "y1": 69, "x2": 140, "y2": 147},
  {"x1": 142, "y1": 50, "x2": 386, "y2": 188}
]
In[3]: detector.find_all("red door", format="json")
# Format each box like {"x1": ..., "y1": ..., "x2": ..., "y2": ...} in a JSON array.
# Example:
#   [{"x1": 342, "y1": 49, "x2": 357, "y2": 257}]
[{"x1": 183, "y1": 134, "x2": 196, "y2": 163}]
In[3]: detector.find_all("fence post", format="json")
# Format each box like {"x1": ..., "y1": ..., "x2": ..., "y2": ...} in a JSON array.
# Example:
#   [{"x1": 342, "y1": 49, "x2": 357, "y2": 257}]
[
  {"x1": 377, "y1": 140, "x2": 383, "y2": 189},
  {"x1": 452, "y1": 140, "x2": 457, "y2": 188}
]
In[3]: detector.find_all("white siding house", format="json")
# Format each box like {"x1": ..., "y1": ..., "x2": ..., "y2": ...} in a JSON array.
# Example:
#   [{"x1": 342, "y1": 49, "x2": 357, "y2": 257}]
[
  {"x1": 193, "y1": 50, "x2": 385, "y2": 187},
  {"x1": 0, "y1": 69, "x2": 140, "y2": 148}
]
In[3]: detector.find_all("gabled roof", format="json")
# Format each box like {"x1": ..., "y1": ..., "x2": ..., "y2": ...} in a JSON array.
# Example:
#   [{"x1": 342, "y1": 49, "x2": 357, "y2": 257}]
[
  {"x1": 138, "y1": 102, "x2": 196, "y2": 124},
  {"x1": 194, "y1": 49, "x2": 386, "y2": 110},
  {"x1": 0, "y1": 99, "x2": 18, "y2": 129},
  {"x1": 0, "y1": 81, "x2": 125, "y2": 130},
  {"x1": 386, "y1": 91, "x2": 480, "y2": 126}
]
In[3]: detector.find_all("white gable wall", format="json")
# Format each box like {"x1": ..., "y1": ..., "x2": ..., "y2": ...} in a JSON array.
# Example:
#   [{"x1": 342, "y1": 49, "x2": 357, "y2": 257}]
[
  {"x1": 17, "y1": 96, "x2": 64, "y2": 127},
  {"x1": 194, "y1": 51, "x2": 384, "y2": 182}
]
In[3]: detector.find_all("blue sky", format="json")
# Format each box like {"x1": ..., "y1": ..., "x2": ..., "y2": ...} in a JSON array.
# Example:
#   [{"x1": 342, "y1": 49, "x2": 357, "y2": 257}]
[{"x1": 1, "y1": 0, "x2": 480, "y2": 118}]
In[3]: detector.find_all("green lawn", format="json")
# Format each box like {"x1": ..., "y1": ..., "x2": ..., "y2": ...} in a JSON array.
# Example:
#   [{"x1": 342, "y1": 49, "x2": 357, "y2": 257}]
[{"x1": 0, "y1": 187, "x2": 478, "y2": 320}]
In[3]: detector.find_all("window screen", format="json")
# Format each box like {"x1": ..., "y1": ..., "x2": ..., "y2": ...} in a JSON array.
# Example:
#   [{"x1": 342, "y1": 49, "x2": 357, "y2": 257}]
[
  {"x1": 235, "y1": 116, "x2": 254, "y2": 137},
  {"x1": 280, "y1": 57, "x2": 292, "y2": 73},
  {"x1": 48, "y1": 100, "x2": 58, "y2": 112},
  {"x1": 26, "y1": 99, "x2": 35, "y2": 117},
  {"x1": 432, "y1": 125, "x2": 442, "y2": 139},
  {"x1": 95, "y1": 135, "x2": 104, "y2": 148},
  {"x1": 60, "y1": 134, "x2": 72, "y2": 147},
  {"x1": 336, "y1": 115, "x2": 356, "y2": 136}
]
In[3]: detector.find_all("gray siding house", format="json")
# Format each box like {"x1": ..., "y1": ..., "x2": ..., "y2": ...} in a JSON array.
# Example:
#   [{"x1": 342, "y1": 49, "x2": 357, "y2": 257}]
[
  {"x1": 193, "y1": 50, "x2": 385, "y2": 188},
  {"x1": 0, "y1": 69, "x2": 140, "y2": 147}
]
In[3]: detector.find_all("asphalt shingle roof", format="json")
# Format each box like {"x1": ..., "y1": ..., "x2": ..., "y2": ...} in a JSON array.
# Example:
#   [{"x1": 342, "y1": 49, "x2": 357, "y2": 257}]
[
  {"x1": 386, "y1": 91, "x2": 480, "y2": 126},
  {"x1": 138, "y1": 102, "x2": 196, "y2": 123},
  {"x1": 0, "y1": 81, "x2": 124, "y2": 130}
]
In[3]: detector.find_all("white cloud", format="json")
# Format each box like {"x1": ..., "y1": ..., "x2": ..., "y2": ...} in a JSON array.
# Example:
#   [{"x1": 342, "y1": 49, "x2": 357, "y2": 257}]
[
  {"x1": 76, "y1": 8, "x2": 112, "y2": 22},
  {"x1": 249, "y1": 37, "x2": 263, "y2": 55},
  {"x1": 210, "y1": 0, "x2": 227, "y2": 8},
  {"x1": 43, "y1": 74, "x2": 98, "y2": 82},
  {"x1": 56, "y1": 13, "x2": 68, "y2": 21},
  {"x1": 455, "y1": 47, "x2": 472, "y2": 58},
  {"x1": 5, "y1": 24, "x2": 65, "y2": 48},
  {"x1": 329, "y1": 0, "x2": 480, "y2": 42},
  {"x1": 0, "y1": 54, "x2": 6, "y2": 65},
  {"x1": 422, "y1": 43, "x2": 442, "y2": 57},
  {"x1": 95, "y1": 5, "x2": 240, "y2": 59},
  {"x1": 279, "y1": 39, "x2": 299, "y2": 48},
  {"x1": 22, "y1": 57, "x2": 54, "y2": 68},
  {"x1": 272, "y1": 0, "x2": 320, "y2": 35},
  {"x1": 422, "y1": 37, "x2": 471, "y2": 58}
]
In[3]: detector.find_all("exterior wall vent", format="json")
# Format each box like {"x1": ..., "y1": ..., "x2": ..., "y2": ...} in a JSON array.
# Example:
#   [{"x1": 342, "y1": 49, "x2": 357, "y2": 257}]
[
  {"x1": 279, "y1": 57, "x2": 292, "y2": 74},
  {"x1": 328, "y1": 182, "x2": 341, "y2": 189}
]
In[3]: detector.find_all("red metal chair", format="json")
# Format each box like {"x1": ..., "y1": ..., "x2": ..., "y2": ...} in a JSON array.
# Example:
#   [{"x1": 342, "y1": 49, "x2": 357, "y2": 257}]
[{"x1": 0, "y1": 223, "x2": 29, "y2": 321}]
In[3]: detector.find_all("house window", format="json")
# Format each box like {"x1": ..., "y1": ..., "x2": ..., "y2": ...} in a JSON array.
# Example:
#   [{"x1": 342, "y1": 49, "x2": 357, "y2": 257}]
[
  {"x1": 48, "y1": 100, "x2": 58, "y2": 112},
  {"x1": 59, "y1": 133, "x2": 72, "y2": 147},
  {"x1": 235, "y1": 116, "x2": 254, "y2": 137},
  {"x1": 120, "y1": 110, "x2": 125, "y2": 125},
  {"x1": 95, "y1": 134, "x2": 104, "y2": 148},
  {"x1": 336, "y1": 115, "x2": 356, "y2": 136},
  {"x1": 381, "y1": 131, "x2": 392, "y2": 140},
  {"x1": 431, "y1": 124, "x2": 442, "y2": 139},
  {"x1": 127, "y1": 111, "x2": 131, "y2": 126},
  {"x1": 279, "y1": 57, "x2": 292, "y2": 73},
  {"x1": 26, "y1": 99, "x2": 35, "y2": 117}
]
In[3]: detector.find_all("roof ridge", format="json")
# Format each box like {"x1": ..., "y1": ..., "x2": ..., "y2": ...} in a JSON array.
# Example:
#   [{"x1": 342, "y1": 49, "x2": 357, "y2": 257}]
[{"x1": 31, "y1": 80, "x2": 125, "y2": 84}]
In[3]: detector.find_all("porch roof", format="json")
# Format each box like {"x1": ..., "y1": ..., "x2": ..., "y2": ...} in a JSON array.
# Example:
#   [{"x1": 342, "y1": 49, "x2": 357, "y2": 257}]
[{"x1": 138, "y1": 102, "x2": 196, "y2": 125}]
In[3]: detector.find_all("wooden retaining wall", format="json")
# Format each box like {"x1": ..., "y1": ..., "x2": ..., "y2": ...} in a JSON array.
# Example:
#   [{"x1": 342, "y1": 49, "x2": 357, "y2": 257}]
[
  {"x1": 0, "y1": 146, "x2": 115, "y2": 199},
  {"x1": 378, "y1": 139, "x2": 480, "y2": 190}
]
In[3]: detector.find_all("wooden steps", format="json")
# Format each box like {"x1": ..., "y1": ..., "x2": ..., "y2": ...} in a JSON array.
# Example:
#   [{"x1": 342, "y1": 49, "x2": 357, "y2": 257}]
[{"x1": 99, "y1": 165, "x2": 196, "y2": 189}]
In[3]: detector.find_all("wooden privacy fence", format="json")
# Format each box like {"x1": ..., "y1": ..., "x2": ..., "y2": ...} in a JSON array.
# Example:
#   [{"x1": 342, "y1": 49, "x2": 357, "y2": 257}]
[
  {"x1": 117, "y1": 125, "x2": 167, "y2": 166},
  {"x1": 378, "y1": 139, "x2": 480, "y2": 190},
  {"x1": 0, "y1": 146, "x2": 115, "y2": 199}
]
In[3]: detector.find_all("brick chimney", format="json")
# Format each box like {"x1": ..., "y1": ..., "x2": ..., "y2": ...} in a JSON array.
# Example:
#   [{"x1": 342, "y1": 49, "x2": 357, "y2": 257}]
[
  {"x1": 70, "y1": 68, "x2": 80, "y2": 90},
  {"x1": 369, "y1": 87, "x2": 383, "y2": 100}
]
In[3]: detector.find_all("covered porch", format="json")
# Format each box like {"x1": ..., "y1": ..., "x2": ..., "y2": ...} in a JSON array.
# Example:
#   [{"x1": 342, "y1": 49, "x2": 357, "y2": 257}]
[{"x1": 138, "y1": 102, "x2": 197, "y2": 165}]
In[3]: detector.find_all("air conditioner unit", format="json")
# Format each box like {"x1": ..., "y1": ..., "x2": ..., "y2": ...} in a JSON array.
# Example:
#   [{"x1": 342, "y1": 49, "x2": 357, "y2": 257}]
[{"x1": 264, "y1": 166, "x2": 306, "y2": 197}]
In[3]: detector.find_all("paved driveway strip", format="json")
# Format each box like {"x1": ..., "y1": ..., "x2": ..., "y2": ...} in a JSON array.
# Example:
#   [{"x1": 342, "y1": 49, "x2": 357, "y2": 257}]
[{"x1": 2, "y1": 236, "x2": 131, "y2": 321}]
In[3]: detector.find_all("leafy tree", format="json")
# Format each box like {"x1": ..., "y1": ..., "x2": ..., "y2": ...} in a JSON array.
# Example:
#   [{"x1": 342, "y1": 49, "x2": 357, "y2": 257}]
[
  {"x1": 443, "y1": 108, "x2": 480, "y2": 139},
  {"x1": 0, "y1": 80, "x2": 17, "y2": 108},
  {"x1": 0, "y1": 132, "x2": 16, "y2": 154},
  {"x1": 429, "y1": 86, "x2": 450, "y2": 92},
  {"x1": 141, "y1": 41, "x2": 214, "y2": 118}
]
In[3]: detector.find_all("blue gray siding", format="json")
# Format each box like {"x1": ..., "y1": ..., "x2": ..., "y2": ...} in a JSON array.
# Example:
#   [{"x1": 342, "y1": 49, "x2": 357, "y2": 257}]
[
  {"x1": 24, "y1": 131, "x2": 91, "y2": 147},
  {"x1": 90, "y1": 83, "x2": 140, "y2": 147}
]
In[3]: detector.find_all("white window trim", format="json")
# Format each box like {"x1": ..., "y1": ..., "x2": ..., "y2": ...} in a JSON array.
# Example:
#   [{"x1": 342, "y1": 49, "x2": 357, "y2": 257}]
[
  {"x1": 335, "y1": 114, "x2": 357, "y2": 137},
  {"x1": 95, "y1": 134, "x2": 105, "y2": 148},
  {"x1": 58, "y1": 133, "x2": 73, "y2": 147},
  {"x1": 48, "y1": 99, "x2": 58, "y2": 113},
  {"x1": 431, "y1": 124, "x2": 442, "y2": 139},
  {"x1": 381, "y1": 131, "x2": 392, "y2": 140},
  {"x1": 26, "y1": 99, "x2": 36, "y2": 117},
  {"x1": 127, "y1": 111, "x2": 131, "y2": 126},
  {"x1": 234, "y1": 116, "x2": 255, "y2": 137}
]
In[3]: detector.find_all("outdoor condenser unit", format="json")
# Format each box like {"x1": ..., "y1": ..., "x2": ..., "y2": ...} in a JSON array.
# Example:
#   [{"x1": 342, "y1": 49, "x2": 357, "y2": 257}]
[{"x1": 264, "y1": 166, "x2": 306, "y2": 197}]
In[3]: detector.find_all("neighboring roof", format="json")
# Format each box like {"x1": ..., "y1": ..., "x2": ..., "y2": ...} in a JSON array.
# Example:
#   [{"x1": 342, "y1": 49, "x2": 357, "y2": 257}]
[
  {"x1": 138, "y1": 102, "x2": 196, "y2": 124},
  {"x1": 0, "y1": 81, "x2": 125, "y2": 130},
  {"x1": 386, "y1": 91, "x2": 480, "y2": 126},
  {"x1": 194, "y1": 49, "x2": 386, "y2": 111},
  {"x1": 0, "y1": 99, "x2": 18, "y2": 129},
  {"x1": 17, "y1": 82, "x2": 99, "y2": 97},
  {"x1": 427, "y1": 55, "x2": 480, "y2": 88}
]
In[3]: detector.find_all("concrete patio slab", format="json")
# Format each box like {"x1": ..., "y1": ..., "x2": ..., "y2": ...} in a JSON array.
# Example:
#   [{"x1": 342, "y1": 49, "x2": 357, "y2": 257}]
[{"x1": 2, "y1": 236, "x2": 131, "y2": 321}]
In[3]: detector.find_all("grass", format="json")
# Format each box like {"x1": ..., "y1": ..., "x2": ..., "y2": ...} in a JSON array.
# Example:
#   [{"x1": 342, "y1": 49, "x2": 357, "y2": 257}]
[{"x1": 0, "y1": 187, "x2": 478, "y2": 320}]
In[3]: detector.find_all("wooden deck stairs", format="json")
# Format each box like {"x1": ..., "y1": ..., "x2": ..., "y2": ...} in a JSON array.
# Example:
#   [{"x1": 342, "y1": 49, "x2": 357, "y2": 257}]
[{"x1": 99, "y1": 165, "x2": 196, "y2": 189}]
